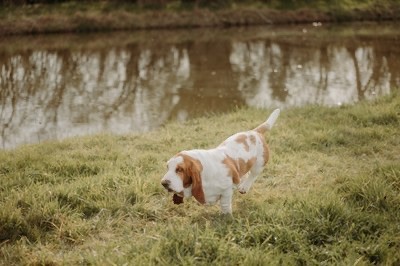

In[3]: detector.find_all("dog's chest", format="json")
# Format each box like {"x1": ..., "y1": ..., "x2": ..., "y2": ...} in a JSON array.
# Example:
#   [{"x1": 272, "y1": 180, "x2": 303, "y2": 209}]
[{"x1": 202, "y1": 173, "x2": 233, "y2": 204}]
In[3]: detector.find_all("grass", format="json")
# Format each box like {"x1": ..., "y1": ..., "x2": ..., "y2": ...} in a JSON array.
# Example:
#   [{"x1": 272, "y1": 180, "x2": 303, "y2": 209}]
[
  {"x1": 1, "y1": 0, "x2": 399, "y2": 35},
  {"x1": 0, "y1": 93, "x2": 399, "y2": 265}
]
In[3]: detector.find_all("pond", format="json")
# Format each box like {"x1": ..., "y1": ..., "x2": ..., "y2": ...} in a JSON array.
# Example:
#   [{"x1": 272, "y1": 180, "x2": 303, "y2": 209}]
[{"x1": 1, "y1": 22, "x2": 399, "y2": 149}]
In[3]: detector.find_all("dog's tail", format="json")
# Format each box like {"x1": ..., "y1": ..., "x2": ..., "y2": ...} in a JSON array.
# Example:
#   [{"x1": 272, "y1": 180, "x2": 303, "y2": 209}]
[{"x1": 254, "y1": 109, "x2": 280, "y2": 134}]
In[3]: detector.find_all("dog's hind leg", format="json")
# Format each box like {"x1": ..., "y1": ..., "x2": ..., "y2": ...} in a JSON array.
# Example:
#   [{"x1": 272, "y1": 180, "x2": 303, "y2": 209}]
[{"x1": 237, "y1": 165, "x2": 263, "y2": 194}]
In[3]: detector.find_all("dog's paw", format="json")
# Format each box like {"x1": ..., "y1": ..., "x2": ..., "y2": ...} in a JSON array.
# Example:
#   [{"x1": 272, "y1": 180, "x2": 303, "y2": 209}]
[
  {"x1": 238, "y1": 176, "x2": 258, "y2": 194},
  {"x1": 237, "y1": 183, "x2": 249, "y2": 194}
]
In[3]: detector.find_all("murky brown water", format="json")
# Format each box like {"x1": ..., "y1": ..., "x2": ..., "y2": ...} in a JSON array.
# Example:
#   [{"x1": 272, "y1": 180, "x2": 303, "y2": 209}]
[{"x1": 1, "y1": 22, "x2": 399, "y2": 149}]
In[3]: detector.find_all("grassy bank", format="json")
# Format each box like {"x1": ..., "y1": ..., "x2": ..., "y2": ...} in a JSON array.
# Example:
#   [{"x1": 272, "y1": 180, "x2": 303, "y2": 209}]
[
  {"x1": 1, "y1": 0, "x2": 400, "y2": 35},
  {"x1": 0, "y1": 93, "x2": 399, "y2": 265}
]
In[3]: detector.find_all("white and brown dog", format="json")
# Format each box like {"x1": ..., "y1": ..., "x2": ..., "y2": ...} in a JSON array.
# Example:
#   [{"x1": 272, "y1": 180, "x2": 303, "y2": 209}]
[{"x1": 161, "y1": 109, "x2": 280, "y2": 214}]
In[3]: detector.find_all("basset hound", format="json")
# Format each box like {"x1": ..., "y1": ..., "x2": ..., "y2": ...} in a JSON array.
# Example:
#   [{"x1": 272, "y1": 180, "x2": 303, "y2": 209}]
[{"x1": 161, "y1": 109, "x2": 280, "y2": 214}]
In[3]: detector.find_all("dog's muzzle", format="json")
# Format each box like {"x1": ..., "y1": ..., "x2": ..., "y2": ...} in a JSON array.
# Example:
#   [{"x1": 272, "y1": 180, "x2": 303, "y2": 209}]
[{"x1": 161, "y1": 179, "x2": 173, "y2": 192}]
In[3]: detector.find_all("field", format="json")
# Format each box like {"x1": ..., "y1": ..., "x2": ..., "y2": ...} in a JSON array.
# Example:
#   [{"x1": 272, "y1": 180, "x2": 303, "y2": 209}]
[{"x1": 0, "y1": 93, "x2": 399, "y2": 265}]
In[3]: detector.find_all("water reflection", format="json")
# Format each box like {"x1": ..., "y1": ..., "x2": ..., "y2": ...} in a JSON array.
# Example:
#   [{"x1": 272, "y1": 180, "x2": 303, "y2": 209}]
[
  {"x1": 230, "y1": 41, "x2": 393, "y2": 107},
  {"x1": 1, "y1": 23, "x2": 399, "y2": 149}
]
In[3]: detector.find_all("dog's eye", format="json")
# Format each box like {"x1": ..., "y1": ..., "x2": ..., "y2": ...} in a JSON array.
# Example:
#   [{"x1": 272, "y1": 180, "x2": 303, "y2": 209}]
[{"x1": 175, "y1": 167, "x2": 183, "y2": 173}]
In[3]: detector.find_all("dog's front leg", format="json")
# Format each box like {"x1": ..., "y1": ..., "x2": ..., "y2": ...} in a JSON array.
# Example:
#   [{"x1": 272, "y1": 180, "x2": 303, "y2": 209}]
[{"x1": 219, "y1": 189, "x2": 233, "y2": 214}]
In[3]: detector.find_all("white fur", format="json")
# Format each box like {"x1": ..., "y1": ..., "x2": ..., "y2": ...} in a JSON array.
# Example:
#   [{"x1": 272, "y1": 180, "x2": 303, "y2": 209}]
[
  {"x1": 161, "y1": 109, "x2": 280, "y2": 214},
  {"x1": 265, "y1": 109, "x2": 281, "y2": 130},
  {"x1": 163, "y1": 156, "x2": 185, "y2": 193}
]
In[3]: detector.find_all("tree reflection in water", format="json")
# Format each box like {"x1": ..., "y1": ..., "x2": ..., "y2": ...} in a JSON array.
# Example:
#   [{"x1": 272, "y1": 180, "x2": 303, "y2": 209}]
[{"x1": 0, "y1": 24, "x2": 399, "y2": 149}]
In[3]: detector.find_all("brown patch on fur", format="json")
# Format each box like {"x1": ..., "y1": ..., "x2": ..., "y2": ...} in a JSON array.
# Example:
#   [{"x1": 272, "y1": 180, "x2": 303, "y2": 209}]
[
  {"x1": 238, "y1": 157, "x2": 256, "y2": 176},
  {"x1": 176, "y1": 153, "x2": 205, "y2": 204},
  {"x1": 237, "y1": 158, "x2": 247, "y2": 176},
  {"x1": 222, "y1": 155, "x2": 257, "y2": 183},
  {"x1": 235, "y1": 134, "x2": 250, "y2": 151},
  {"x1": 254, "y1": 124, "x2": 267, "y2": 134},
  {"x1": 249, "y1": 134, "x2": 257, "y2": 145},
  {"x1": 222, "y1": 156, "x2": 240, "y2": 184},
  {"x1": 263, "y1": 144, "x2": 270, "y2": 165},
  {"x1": 257, "y1": 133, "x2": 270, "y2": 165}
]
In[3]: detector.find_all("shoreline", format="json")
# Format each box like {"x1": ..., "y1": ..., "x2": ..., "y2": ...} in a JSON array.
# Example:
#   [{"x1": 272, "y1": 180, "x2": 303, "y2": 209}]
[{"x1": 1, "y1": 4, "x2": 400, "y2": 36}]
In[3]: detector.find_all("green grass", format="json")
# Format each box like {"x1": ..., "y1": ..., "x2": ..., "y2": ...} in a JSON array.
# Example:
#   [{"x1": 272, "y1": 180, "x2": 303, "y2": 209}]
[{"x1": 0, "y1": 93, "x2": 399, "y2": 265}]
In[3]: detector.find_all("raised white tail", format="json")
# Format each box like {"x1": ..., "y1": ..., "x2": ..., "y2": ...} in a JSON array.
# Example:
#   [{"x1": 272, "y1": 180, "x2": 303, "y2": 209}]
[{"x1": 254, "y1": 109, "x2": 281, "y2": 134}]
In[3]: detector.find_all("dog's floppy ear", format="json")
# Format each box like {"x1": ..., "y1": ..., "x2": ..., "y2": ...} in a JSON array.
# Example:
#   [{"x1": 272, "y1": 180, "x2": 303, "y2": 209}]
[
  {"x1": 189, "y1": 161, "x2": 205, "y2": 204},
  {"x1": 181, "y1": 154, "x2": 205, "y2": 204}
]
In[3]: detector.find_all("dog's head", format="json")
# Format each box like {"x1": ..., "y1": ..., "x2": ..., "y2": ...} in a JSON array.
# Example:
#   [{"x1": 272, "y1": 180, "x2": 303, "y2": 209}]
[{"x1": 161, "y1": 153, "x2": 205, "y2": 204}]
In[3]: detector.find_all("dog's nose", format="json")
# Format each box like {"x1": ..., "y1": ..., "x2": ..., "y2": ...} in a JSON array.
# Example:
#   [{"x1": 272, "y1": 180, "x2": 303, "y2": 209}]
[{"x1": 161, "y1": 179, "x2": 171, "y2": 189}]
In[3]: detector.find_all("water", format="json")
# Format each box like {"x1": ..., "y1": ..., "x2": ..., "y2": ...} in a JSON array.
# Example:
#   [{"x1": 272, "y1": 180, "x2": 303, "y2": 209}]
[{"x1": 1, "y1": 22, "x2": 399, "y2": 149}]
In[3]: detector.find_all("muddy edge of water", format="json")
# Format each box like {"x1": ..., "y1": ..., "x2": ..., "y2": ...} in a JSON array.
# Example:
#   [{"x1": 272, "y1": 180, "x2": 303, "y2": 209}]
[{"x1": 1, "y1": 4, "x2": 400, "y2": 35}]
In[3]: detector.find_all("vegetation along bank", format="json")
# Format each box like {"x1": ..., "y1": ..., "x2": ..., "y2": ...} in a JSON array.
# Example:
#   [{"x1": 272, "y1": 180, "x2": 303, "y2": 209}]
[
  {"x1": 0, "y1": 0, "x2": 400, "y2": 35},
  {"x1": 0, "y1": 93, "x2": 399, "y2": 264}
]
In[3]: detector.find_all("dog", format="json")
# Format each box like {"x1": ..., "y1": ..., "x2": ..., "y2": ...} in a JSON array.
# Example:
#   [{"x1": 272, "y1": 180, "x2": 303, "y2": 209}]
[{"x1": 161, "y1": 109, "x2": 280, "y2": 214}]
